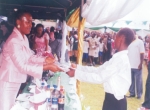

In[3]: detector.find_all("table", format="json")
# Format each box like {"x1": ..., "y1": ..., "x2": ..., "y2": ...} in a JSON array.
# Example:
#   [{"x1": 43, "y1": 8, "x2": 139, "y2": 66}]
[{"x1": 11, "y1": 72, "x2": 82, "y2": 110}]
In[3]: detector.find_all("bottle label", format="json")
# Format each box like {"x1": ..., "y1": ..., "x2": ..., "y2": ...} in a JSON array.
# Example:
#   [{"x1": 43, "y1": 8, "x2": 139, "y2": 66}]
[
  {"x1": 47, "y1": 98, "x2": 51, "y2": 102},
  {"x1": 58, "y1": 98, "x2": 64, "y2": 104},
  {"x1": 52, "y1": 98, "x2": 58, "y2": 104}
]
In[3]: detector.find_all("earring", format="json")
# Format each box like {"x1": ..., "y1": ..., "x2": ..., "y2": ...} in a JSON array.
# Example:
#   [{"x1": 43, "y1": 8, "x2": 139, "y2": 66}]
[{"x1": 17, "y1": 25, "x2": 20, "y2": 28}]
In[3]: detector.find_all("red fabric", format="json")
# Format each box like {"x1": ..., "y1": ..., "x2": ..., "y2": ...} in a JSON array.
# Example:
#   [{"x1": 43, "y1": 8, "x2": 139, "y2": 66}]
[{"x1": 112, "y1": 42, "x2": 115, "y2": 49}]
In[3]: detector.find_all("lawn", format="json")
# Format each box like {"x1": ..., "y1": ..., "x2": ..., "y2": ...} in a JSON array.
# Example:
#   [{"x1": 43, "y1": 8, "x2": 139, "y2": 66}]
[{"x1": 80, "y1": 64, "x2": 148, "y2": 110}]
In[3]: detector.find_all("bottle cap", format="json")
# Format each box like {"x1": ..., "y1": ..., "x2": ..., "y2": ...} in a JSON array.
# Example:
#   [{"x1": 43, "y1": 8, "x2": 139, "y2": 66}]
[
  {"x1": 41, "y1": 82, "x2": 45, "y2": 86},
  {"x1": 53, "y1": 85, "x2": 57, "y2": 89},
  {"x1": 60, "y1": 86, "x2": 64, "y2": 89},
  {"x1": 47, "y1": 85, "x2": 50, "y2": 88}
]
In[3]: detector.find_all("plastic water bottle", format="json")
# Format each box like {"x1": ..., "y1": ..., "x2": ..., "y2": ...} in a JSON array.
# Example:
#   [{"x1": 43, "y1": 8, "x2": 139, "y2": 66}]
[
  {"x1": 41, "y1": 82, "x2": 45, "y2": 91},
  {"x1": 58, "y1": 86, "x2": 65, "y2": 110},
  {"x1": 41, "y1": 78, "x2": 45, "y2": 90},
  {"x1": 46, "y1": 85, "x2": 51, "y2": 98},
  {"x1": 51, "y1": 85, "x2": 60, "y2": 110},
  {"x1": 46, "y1": 85, "x2": 52, "y2": 110}
]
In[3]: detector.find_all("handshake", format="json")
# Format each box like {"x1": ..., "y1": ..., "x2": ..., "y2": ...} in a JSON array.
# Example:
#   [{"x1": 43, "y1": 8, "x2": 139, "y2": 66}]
[{"x1": 44, "y1": 56, "x2": 77, "y2": 77}]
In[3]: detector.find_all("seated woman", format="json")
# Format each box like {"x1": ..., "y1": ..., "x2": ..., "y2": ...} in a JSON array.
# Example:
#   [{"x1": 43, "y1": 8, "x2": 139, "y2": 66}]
[
  {"x1": 67, "y1": 28, "x2": 135, "y2": 110},
  {"x1": 0, "y1": 10, "x2": 61, "y2": 110},
  {"x1": 33, "y1": 24, "x2": 51, "y2": 55}
]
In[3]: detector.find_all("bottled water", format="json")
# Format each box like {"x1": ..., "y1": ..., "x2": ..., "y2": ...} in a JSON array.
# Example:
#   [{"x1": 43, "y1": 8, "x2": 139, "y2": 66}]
[
  {"x1": 46, "y1": 85, "x2": 52, "y2": 110},
  {"x1": 41, "y1": 82, "x2": 45, "y2": 91},
  {"x1": 51, "y1": 85, "x2": 60, "y2": 110}
]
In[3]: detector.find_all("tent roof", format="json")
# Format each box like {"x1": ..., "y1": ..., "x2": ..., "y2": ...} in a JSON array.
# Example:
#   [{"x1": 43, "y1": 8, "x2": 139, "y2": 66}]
[
  {"x1": 88, "y1": 27, "x2": 141, "y2": 32},
  {"x1": 0, "y1": 0, "x2": 80, "y2": 20},
  {"x1": 119, "y1": 0, "x2": 150, "y2": 21}
]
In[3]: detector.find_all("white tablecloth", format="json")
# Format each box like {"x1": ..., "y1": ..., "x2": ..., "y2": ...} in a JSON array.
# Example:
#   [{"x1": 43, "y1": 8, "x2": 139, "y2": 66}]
[{"x1": 11, "y1": 72, "x2": 82, "y2": 110}]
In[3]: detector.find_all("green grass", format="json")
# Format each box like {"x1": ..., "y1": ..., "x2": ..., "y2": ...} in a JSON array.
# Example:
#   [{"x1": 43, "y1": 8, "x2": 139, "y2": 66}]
[{"x1": 80, "y1": 64, "x2": 148, "y2": 110}]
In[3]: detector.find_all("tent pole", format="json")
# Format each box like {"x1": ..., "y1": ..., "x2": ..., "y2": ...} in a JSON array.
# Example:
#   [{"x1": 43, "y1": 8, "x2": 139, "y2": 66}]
[
  {"x1": 60, "y1": 9, "x2": 67, "y2": 64},
  {"x1": 76, "y1": 0, "x2": 85, "y2": 97}
]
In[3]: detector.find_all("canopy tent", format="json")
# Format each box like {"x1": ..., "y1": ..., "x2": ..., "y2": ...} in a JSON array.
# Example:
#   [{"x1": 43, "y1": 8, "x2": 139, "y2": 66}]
[
  {"x1": 0, "y1": 0, "x2": 80, "y2": 20},
  {"x1": 86, "y1": 21, "x2": 150, "y2": 30},
  {"x1": 82, "y1": 0, "x2": 150, "y2": 31},
  {"x1": 83, "y1": 0, "x2": 150, "y2": 37},
  {"x1": 113, "y1": 21, "x2": 128, "y2": 28},
  {"x1": 111, "y1": 20, "x2": 150, "y2": 30},
  {"x1": 82, "y1": 0, "x2": 144, "y2": 25},
  {"x1": 119, "y1": 0, "x2": 150, "y2": 21},
  {"x1": 87, "y1": 26, "x2": 150, "y2": 38},
  {"x1": 136, "y1": 30, "x2": 150, "y2": 38},
  {"x1": 85, "y1": 19, "x2": 150, "y2": 38}
]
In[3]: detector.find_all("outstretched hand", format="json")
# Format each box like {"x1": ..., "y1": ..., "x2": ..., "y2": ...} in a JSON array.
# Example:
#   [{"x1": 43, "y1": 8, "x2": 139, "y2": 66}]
[
  {"x1": 45, "y1": 56, "x2": 55, "y2": 64},
  {"x1": 71, "y1": 63, "x2": 77, "y2": 68},
  {"x1": 66, "y1": 68, "x2": 75, "y2": 77},
  {"x1": 43, "y1": 63, "x2": 63, "y2": 72},
  {"x1": 66, "y1": 63, "x2": 77, "y2": 77}
]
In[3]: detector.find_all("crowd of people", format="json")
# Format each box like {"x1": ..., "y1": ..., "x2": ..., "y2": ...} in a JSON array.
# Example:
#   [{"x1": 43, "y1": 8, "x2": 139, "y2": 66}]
[
  {"x1": 0, "y1": 10, "x2": 150, "y2": 110},
  {"x1": 0, "y1": 21, "x2": 148, "y2": 68},
  {"x1": 67, "y1": 30, "x2": 116, "y2": 65}
]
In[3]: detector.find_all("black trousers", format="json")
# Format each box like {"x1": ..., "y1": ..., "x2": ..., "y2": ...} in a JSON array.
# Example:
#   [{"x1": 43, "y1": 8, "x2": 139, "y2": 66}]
[
  {"x1": 102, "y1": 93, "x2": 127, "y2": 110},
  {"x1": 142, "y1": 62, "x2": 150, "y2": 109}
]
